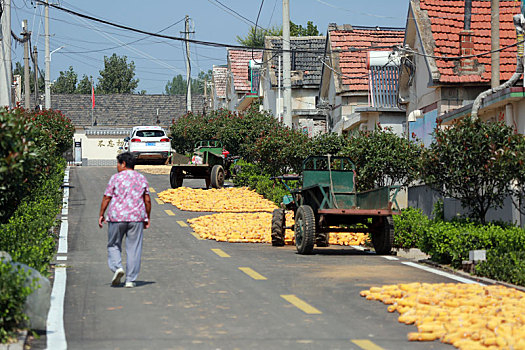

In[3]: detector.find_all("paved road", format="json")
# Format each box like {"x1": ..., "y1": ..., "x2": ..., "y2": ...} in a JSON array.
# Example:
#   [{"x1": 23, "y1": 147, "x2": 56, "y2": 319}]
[{"x1": 34, "y1": 166, "x2": 461, "y2": 349}]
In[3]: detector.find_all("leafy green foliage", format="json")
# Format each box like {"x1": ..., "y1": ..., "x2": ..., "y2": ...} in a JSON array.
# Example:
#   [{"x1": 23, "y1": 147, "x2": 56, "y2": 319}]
[
  {"x1": 423, "y1": 116, "x2": 524, "y2": 224},
  {"x1": 0, "y1": 262, "x2": 35, "y2": 343},
  {"x1": 76, "y1": 75, "x2": 92, "y2": 94},
  {"x1": 165, "y1": 70, "x2": 212, "y2": 95},
  {"x1": 0, "y1": 158, "x2": 64, "y2": 274},
  {"x1": 0, "y1": 108, "x2": 73, "y2": 223},
  {"x1": 249, "y1": 126, "x2": 308, "y2": 175},
  {"x1": 339, "y1": 125, "x2": 422, "y2": 191},
  {"x1": 290, "y1": 21, "x2": 320, "y2": 36},
  {"x1": 236, "y1": 21, "x2": 320, "y2": 48},
  {"x1": 51, "y1": 66, "x2": 77, "y2": 94},
  {"x1": 392, "y1": 208, "x2": 430, "y2": 249},
  {"x1": 233, "y1": 160, "x2": 291, "y2": 205},
  {"x1": 476, "y1": 251, "x2": 525, "y2": 286},
  {"x1": 97, "y1": 54, "x2": 139, "y2": 94},
  {"x1": 236, "y1": 25, "x2": 282, "y2": 48}
]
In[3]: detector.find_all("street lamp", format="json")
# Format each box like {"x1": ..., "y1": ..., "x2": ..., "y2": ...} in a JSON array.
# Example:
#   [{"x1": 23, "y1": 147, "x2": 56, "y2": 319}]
[{"x1": 50, "y1": 46, "x2": 65, "y2": 61}]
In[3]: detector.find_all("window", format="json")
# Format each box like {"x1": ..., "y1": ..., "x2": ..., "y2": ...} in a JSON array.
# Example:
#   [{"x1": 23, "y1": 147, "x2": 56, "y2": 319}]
[{"x1": 135, "y1": 130, "x2": 165, "y2": 137}]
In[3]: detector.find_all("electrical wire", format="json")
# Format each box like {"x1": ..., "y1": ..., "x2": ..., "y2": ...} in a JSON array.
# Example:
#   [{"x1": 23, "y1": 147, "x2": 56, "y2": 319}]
[{"x1": 35, "y1": 0, "x2": 353, "y2": 54}]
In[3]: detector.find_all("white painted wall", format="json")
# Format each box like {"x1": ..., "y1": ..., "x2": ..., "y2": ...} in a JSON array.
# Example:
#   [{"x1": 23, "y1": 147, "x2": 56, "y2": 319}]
[{"x1": 74, "y1": 130, "x2": 125, "y2": 162}]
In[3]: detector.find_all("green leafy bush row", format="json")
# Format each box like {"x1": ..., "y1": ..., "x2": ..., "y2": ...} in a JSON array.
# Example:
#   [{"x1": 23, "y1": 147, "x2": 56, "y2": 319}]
[
  {"x1": 232, "y1": 160, "x2": 292, "y2": 206},
  {"x1": 0, "y1": 157, "x2": 65, "y2": 275},
  {"x1": 0, "y1": 107, "x2": 74, "y2": 223},
  {"x1": 393, "y1": 208, "x2": 525, "y2": 286},
  {"x1": 0, "y1": 262, "x2": 35, "y2": 343}
]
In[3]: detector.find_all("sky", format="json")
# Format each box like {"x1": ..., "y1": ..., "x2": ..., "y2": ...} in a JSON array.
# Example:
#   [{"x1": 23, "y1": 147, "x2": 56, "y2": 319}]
[{"x1": 9, "y1": 0, "x2": 409, "y2": 94}]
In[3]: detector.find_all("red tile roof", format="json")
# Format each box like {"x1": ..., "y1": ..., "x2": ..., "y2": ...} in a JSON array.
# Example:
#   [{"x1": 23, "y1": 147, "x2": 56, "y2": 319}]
[
  {"x1": 329, "y1": 27, "x2": 405, "y2": 91},
  {"x1": 419, "y1": 0, "x2": 521, "y2": 83},
  {"x1": 227, "y1": 49, "x2": 263, "y2": 93},
  {"x1": 212, "y1": 66, "x2": 227, "y2": 98}
]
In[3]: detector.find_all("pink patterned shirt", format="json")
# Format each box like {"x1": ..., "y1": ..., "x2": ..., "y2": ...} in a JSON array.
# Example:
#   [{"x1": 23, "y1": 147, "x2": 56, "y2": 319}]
[{"x1": 104, "y1": 170, "x2": 149, "y2": 222}]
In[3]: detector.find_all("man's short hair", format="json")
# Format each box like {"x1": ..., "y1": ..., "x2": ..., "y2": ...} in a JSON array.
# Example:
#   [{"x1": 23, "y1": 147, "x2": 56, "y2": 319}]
[{"x1": 117, "y1": 152, "x2": 135, "y2": 169}]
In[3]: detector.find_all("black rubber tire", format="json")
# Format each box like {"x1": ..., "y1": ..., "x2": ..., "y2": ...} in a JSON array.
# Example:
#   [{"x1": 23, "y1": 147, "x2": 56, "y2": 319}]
[
  {"x1": 371, "y1": 216, "x2": 394, "y2": 255},
  {"x1": 170, "y1": 168, "x2": 183, "y2": 188},
  {"x1": 271, "y1": 209, "x2": 286, "y2": 246},
  {"x1": 210, "y1": 165, "x2": 225, "y2": 189},
  {"x1": 294, "y1": 205, "x2": 316, "y2": 255}
]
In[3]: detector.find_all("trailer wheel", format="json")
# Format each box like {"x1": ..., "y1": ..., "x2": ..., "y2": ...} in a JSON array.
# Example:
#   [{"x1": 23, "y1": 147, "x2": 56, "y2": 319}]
[
  {"x1": 371, "y1": 216, "x2": 394, "y2": 255},
  {"x1": 295, "y1": 205, "x2": 315, "y2": 255},
  {"x1": 271, "y1": 209, "x2": 286, "y2": 246},
  {"x1": 170, "y1": 168, "x2": 183, "y2": 188},
  {"x1": 210, "y1": 165, "x2": 225, "y2": 188}
]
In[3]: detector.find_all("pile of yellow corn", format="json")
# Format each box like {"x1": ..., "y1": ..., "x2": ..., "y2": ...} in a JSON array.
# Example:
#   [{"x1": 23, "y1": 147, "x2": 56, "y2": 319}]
[
  {"x1": 160, "y1": 187, "x2": 368, "y2": 246},
  {"x1": 360, "y1": 282, "x2": 525, "y2": 349},
  {"x1": 158, "y1": 187, "x2": 276, "y2": 212},
  {"x1": 187, "y1": 211, "x2": 368, "y2": 245},
  {"x1": 135, "y1": 165, "x2": 172, "y2": 174}
]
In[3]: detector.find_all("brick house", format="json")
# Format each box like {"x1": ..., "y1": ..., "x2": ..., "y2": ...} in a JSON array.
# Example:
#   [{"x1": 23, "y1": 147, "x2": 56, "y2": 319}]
[
  {"x1": 260, "y1": 36, "x2": 327, "y2": 136},
  {"x1": 318, "y1": 24, "x2": 406, "y2": 135},
  {"x1": 211, "y1": 65, "x2": 228, "y2": 110},
  {"x1": 225, "y1": 49, "x2": 263, "y2": 111},
  {"x1": 398, "y1": 0, "x2": 523, "y2": 145}
]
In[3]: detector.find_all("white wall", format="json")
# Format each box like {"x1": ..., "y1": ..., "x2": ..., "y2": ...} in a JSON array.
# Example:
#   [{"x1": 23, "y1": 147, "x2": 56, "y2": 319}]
[{"x1": 74, "y1": 130, "x2": 126, "y2": 165}]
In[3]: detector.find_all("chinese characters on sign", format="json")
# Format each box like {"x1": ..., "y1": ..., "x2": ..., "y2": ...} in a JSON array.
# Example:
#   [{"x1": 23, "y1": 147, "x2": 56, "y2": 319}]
[{"x1": 97, "y1": 139, "x2": 124, "y2": 148}]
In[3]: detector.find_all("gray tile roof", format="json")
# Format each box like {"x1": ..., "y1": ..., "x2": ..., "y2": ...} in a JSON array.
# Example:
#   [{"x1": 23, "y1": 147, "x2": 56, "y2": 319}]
[
  {"x1": 265, "y1": 36, "x2": 326, "y2": 87},
  {"x1": 47, "y1": 94, "x2": 206, "y2": 128}
]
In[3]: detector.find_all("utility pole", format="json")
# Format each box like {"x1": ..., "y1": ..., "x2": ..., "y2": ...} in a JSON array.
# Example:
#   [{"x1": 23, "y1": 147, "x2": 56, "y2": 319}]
[
  {"x1": 44, "y1": 0, "x2": 51, "y2": 109},
  {"x1": 282, "y1": 0, "x2": 292, "y2": 128},
  {"x1": 0, "y1": 0, "x2": 12, "y2": 108},
  {"x1": 33, "y1": 45, "x2": 39, "y2": 109},
  {"x1": 491, "y1": 0, "x2": 500, "y2": 89},
  {"x1": 183, "y1": 15, "x2": 192, "y2": 112},
  {"x1": 22, "y1": 20, "x2": 30, "y2": 109}
]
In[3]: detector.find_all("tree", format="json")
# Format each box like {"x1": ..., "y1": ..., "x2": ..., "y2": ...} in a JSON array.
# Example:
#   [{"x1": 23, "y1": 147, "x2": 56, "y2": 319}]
[
  {"x1": 422, "y1": 116, "x2": 524, "y2": 224},
  {"x1": 97, "y1": 54, "x2": 139, "y2": 94},
  {"x1": 236, "y1": 21, "x2": 320, "y2": 48},
  {"x1": 339, "y1": 126, "x2": 422, "y2": 191},
  {"x1": 165, "y1": 70, "x2": 213, "y2": 95},
  {"x1": 51, "y1": 66, "x2": 77, "y2": 94},
  {"x1": 236, "y1": 25, "x2": 282, "y2": 48},
  {"x1": 290, "y1": 21, "x2": 320, "y2": 36},
  {"x1": 76, "y1": 75, "x2": 92, "y2": 94},
  {"x1": 13, "y1": 62, "x2": 44, "y2": 94},
  {"x1": 165, "y1": 75, "x2": 188, "y2": 95}
]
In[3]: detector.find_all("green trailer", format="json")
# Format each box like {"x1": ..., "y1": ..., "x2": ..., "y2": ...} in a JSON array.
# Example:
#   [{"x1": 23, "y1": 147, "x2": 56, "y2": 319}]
[
  {"x1": 271, "y1": 155, "x2": 401, "y2": 255},
  {"x1": 170, "y1": 140, "x2": 226, "y2": 189}
]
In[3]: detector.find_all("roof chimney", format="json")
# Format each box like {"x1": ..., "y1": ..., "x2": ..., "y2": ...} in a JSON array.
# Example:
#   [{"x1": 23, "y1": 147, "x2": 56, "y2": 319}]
[
  {"x1": 459, "y1": 0, "x2": 475, "y2": 72},
  {"x1": 464, "y1": 0, "x2": 472, "y2": 30}
]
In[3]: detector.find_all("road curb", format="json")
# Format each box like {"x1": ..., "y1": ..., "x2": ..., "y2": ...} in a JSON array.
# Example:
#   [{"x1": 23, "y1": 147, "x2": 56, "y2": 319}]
[{"x1": 0, "y1": 331, "x2": 27, "y2": 350}]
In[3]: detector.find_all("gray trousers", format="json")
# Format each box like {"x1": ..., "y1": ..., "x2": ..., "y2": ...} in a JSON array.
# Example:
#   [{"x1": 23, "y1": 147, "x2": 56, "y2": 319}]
[{"x1": 107, "y1": 222, "x2": 144, "y2": 283}]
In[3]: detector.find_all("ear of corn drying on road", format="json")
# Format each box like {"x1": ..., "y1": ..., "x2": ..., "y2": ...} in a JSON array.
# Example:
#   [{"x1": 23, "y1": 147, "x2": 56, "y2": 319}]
[
  {"x1": 360, "y1": 282, "x2": 525, "y2": 349},
  {"x1": 159, "y1": 187, "x2": 368, "y2": 246}
]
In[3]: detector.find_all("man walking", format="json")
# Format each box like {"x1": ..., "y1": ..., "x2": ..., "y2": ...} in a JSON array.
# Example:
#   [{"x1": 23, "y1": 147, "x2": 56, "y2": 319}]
[{"x1": 98, "y1": 152, "x2": 151, "y2": 288}]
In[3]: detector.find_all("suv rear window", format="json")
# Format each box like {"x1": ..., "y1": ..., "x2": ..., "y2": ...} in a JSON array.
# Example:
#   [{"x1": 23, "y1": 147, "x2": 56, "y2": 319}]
[{"x1": 135, "y1": 130, "x2": 165, "y2": 137}]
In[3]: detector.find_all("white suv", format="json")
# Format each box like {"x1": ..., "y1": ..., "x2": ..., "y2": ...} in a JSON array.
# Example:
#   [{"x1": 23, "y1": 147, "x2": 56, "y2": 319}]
[{"x1": 124, "y1": 126, "x2": 172, "y2": 163}]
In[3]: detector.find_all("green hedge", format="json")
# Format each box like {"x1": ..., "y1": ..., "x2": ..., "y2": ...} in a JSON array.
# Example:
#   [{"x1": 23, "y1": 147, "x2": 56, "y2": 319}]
[
  {"x1": 0, "y1": 158, "x2": 64, "y2": 275},
  {"x1": 393, "y1": 208, "x2": 525, "y2": 286},
  {"x1": 0, "y1": 262, "x2": 35, "y2": 343},
  {"x1": 232, "y1": 160, "x2": 292, "y2": 206}
]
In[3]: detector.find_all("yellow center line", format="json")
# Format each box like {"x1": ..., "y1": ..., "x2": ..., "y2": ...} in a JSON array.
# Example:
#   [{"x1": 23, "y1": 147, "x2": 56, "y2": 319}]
[
  {"x1": 211, "y1": 249, "x2": 230, "y2": 258},
  {"x1": 190, "y1": 232, "x2": 203, "y2": 240},
  {"x1": 351, "y1": 340, "x2": 385, "y2": 350},
  {"x1": 280, "y1": 294, "x2": 322, "y2": 314},
  {"x1": 176, "y1": 220, "x2": 188, "y2": 227},
  {"x1": 149, "y1": 187, "x2": 156, "y2": 193},
  {"x1": 155, "y1": 198, "x2": 164, "y2": 205},
  {"x1": 239, "y1": 267, "x2": 267, "y2": 280},
  {"x1": 164, "y1": 209, "x2": 175, "y2": 216}
]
